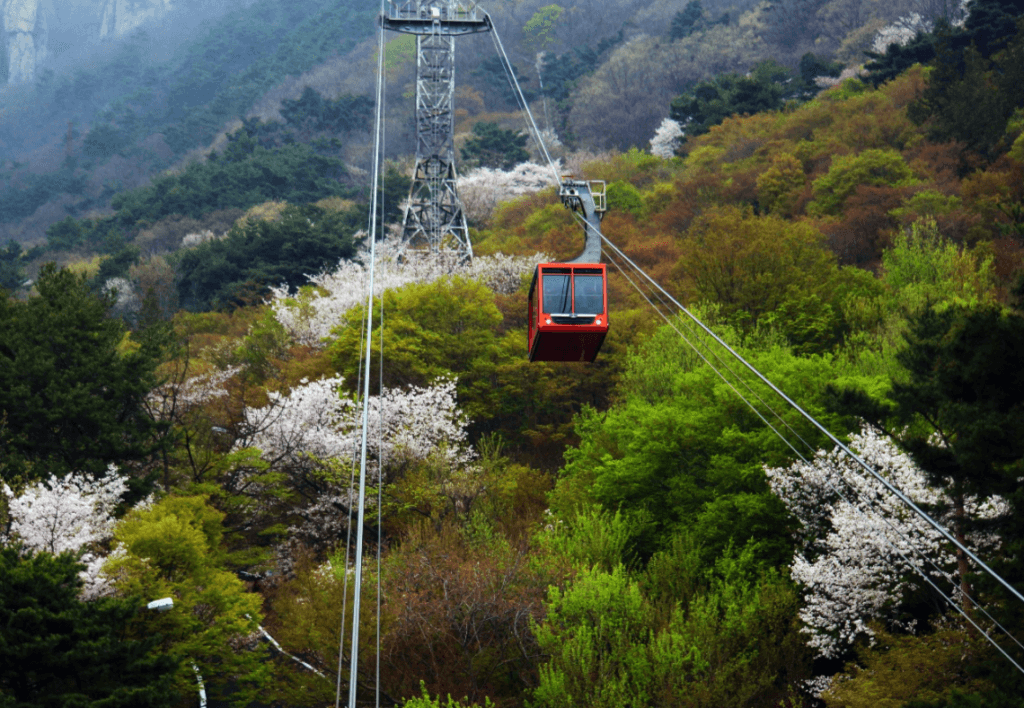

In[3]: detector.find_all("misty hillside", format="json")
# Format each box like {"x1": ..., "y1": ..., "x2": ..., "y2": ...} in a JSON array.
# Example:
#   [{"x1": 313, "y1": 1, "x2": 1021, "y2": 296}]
[
  {"x1": 0, "y1": 0, "x2": 976, "y2": 249},
  {"x1": 2, "y1": 1, "x2": 1024, "y2": 707}
]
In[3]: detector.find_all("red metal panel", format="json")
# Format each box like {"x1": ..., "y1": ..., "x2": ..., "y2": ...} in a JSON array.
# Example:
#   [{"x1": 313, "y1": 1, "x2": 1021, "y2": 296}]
[{"x1": 528, "y1": 263, "x2": 608, "y2": 362}]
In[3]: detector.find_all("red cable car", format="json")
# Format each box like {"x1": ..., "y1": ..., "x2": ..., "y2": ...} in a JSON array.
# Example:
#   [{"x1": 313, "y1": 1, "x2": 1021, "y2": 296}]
[
  {"x1": 528, "y1": 263, "x2": 608, "y2": 362},
  {"x1": 528, "y1": 179, "x2": 608, "y2": 363}
]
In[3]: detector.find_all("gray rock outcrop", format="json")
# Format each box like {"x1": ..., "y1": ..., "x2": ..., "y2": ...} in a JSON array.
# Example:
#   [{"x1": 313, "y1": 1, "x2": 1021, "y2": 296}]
[
  {"x1": 4, "y1": 0, "x2": 48, "y2": 84},
  {"x1": 99, "y1": 0, "x2": 173, "y2": 40}
]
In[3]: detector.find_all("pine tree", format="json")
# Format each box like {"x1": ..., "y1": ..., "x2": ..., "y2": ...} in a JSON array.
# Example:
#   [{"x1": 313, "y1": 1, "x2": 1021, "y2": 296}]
[
  {"x1": 0, "y1": 265, "x2": 162, "y2": 483},
  {"x1": 0, "y1": 548, "x2": 179, "y2": 706}
]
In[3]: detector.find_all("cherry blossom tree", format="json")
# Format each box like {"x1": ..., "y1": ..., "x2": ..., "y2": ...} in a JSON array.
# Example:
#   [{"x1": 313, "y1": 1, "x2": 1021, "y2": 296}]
[
  {"x1": 2, "y1": 465, "x2": 130, "y2": 598},
  {"x1": 649, "y1": 117, "x2": 684, "y2": 159},
  {"x1": 236, "y1": 375, "x2": 476, "y2": 550},
  {"x1": 871, "y1": 0, "x2": 969, "y2": 53},
  {"x1": 269, "y1": 237, "x2": 546, "y2": 347},
  {"x1": 457, "y1": 161, "x2": 557, "y2": 224},
  {"x1": 765, "y1": 426, "x2": 1007, "y2": 659}
]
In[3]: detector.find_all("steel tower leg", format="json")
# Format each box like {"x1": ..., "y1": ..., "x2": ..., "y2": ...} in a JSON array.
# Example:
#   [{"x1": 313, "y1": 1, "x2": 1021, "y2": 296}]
[
  {"x1": 381, "y1": 2, "x2": 490, "y2": 261},
  {"x1": 402, "y1": 28, "x2": 471, "y2": 259}
]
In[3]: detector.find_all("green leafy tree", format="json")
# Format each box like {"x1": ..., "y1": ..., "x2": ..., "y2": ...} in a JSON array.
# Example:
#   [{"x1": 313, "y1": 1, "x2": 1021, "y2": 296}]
[
  {"x1": 175, "y1": 202, "x2": 362, "y2": 311},
  {"x1": 461, "y1": 122, "x2": 530, "y2": 170},
  {"x1": 669, "y1": 60, "x2": 796, "y2": 138},
  {"x1": 551, "y1": 315, "x2": 867, "y2": 566},
  {"x1": 755, "y1": 153, "x2": 805, "y2": 215},
  {"x1": 807, "y1": 148, "x2": 918, "y2": 216},
  {"x1": 522, "y1": 5, "x2": 564, "y2": 52},
  {"x1": 676, "y1": 206, "x2": 868, "y2": 353},
  {"x1": 0, "y1": 548, "x2": 179, "y2": 707},
  {"x1": 328, "y1": 276, "x2": 503, "y2": 419},
  {"x1": 531, "y1": 539, "x2": 808, "y2": 708},
  {"x1": 104, "y1": 495, "x2": 269, "y2": 706},
  {"x1": 0, "y1": 265, "x2": 161, "y2": 482}
]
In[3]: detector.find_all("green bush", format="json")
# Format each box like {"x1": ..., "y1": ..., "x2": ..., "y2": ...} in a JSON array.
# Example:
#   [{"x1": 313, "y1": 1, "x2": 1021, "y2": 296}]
[{"x1": 808, "y1": 148, "x2": 917, "y2": 216}]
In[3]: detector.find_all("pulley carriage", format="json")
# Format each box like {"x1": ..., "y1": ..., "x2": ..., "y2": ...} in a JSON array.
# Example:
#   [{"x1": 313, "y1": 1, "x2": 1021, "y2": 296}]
[{"x1": 527, "y1": 179, "x2": 609, "y2": 362}]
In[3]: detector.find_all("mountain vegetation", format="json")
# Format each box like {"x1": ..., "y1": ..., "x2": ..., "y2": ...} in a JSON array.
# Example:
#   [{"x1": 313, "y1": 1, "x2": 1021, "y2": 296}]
[{"x1": 2, "y1": 0, "x2": 1024, "y2": 706}]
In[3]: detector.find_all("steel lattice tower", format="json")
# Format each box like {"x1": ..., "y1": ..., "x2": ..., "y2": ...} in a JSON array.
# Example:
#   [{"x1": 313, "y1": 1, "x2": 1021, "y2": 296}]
[{"x1": 382, "y1": 1, "x2": 490, "y2": 260}]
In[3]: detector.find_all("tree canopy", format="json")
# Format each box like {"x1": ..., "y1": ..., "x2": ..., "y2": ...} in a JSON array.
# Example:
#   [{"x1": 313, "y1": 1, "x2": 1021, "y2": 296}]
[
  {"x1": 0, "y1": 265, "x2": 161, "y2": 483},
  {"x1": 0, "y1": 548, "x2": 179, "y2": 707}
]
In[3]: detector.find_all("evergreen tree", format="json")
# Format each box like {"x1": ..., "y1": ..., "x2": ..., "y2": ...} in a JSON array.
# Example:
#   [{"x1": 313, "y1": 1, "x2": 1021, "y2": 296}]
[
  {"x1": 0, "y1": 548, "x2": 179, "y2": 706},
  {"x1": 460, "y1": 122, "x2": 530, "y2": 170},
  {"x1": 0, "y1": 242, "x2": 26, "y2": 292},
  {"x1": 174, "y1": 202, "x2": 362, "y2": 311},
  {"x1": 670, "y1": 1, "x2": 705, "y2": 39},
  {"x1": 670, "y1": 60, "x2": 796, "y2": 138},
  {"x1": 0, "y1": 265, "x2": 162, "y2": 483}
]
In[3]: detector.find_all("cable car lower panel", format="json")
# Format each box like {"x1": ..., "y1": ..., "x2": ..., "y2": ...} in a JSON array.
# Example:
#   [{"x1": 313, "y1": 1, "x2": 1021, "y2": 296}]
[{"x1": 528, "y1": 263, "x2": 608, "y2": 362}]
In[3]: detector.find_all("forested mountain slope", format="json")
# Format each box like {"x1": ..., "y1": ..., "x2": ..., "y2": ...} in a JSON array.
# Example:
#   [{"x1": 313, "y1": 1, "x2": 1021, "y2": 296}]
[{"x1": 2, "y1": 1, "x2": 1024, "y2": 707}]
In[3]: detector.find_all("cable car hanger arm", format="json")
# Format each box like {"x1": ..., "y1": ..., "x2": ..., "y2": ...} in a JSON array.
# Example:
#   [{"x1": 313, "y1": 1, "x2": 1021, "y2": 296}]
[{"x1": 559, "y1": 178, "x2": 606, "y2": 264}]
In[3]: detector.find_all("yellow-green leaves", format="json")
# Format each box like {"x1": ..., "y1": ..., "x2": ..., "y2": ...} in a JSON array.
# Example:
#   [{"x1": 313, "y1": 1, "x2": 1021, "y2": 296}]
[
  {"x1": 808, "y1": 149, "x2": 918, "y2": 216},
  {"x1": 105, "y1": 495, "x2": 268, "y2": 706}
]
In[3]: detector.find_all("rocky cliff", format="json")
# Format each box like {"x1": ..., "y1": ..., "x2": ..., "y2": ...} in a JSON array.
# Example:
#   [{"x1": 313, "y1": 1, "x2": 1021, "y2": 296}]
[
  {"x1": 4, "y1": 0, "x2": 47, "y2": 84},
  {"x1": 99, "y1": 0, "x2": 173, "y2": 40},
  {"x1": 3, "y1": 0, "x2": 180, "y2": 84}
]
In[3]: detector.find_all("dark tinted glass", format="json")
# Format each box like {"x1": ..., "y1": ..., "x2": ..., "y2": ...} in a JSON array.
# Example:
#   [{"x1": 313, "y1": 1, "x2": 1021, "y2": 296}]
[
  {"x1": 573, "y1": 274, "x2": 604, "y2": 314},
  {"x1": 543, "y1": 274, "x2": 571, "y2": 313}
]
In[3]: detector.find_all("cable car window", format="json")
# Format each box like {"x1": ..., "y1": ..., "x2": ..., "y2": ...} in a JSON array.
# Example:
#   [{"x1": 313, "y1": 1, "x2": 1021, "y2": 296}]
[
  {"x1": 573, "y1": 274, "x2": 604, "y2": 314},
  {"x1": 543, "y1": 274, "x2": 571, "y2": 313}
]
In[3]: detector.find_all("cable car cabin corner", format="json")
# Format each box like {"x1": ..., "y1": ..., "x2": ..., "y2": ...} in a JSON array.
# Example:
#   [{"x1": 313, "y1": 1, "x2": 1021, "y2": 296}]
[{"x1": 528, "y1": 263, "x2": 608, "y2": 362}]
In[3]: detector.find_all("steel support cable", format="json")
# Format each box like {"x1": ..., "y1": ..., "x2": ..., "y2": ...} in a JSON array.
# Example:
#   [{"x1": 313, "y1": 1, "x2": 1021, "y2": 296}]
[
  {"x1": 601, "y1": 240, "x2": 1024, "y2": 668},
  {"x1": 336, "y1": 236, "x2": 373, "y2": 708},
  {"x1": 487, "y1": 18, "x2": 560, "y2": 185},
  {"x1": 601, "y1": 246, "x2": 808, "y2": 463},
  {"x1": 583, "y1": 212, "x2": 820, "y2": 458},
  {"x1": 598, "y1": 230, "x2": 1024, "y2": 610},
  {"x1": 343, "y1": 5, "x2": 389, "y2": 707},
  {"x1": 376, "y1": 255, "x2": 386, "y2": 708}
]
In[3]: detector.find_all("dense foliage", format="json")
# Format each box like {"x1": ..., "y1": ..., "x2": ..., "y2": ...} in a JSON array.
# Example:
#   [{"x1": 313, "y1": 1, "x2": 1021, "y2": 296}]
[
  {"x1": 2, "y1": 1, "x2": 1024, "y2": 706},
  {"x1": 0, "y1": 265, "x2": 161, "y2": 483},
  {"x1": 0, "y1": 548, "x2": 179, "y2": 707},
  {"x1": 174, "y1": 202, "x2": 362, "y2": 311}
]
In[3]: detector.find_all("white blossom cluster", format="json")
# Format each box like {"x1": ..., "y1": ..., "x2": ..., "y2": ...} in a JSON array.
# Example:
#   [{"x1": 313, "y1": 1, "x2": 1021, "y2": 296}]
[
  {"x1": 814, "y1": 67, "x2": 867, "y2": 89},
  {"x1": 2, "y1": 467, "x2": 130, "y2": 598},
  {"x1": 766, "y1": 427, "x2": 1007, "y2": 659},
  {"x1": 238, "y1": 375, "x2": 474, "y2": 552},
  {"x1": 871, "y1": 1, "x2": 969, "y2": 54},
  {"x1": 269, "y1": 237, "x2": 547, "y2": 347},
  {"x1": 145, "y1": 366, "x2": 241, "y2": 422},
  {"x1": 181, "y1": 230, "x2": 219, "y2": 248},
  {"x1": 872, "y1": 13, "x2": 934, "y2": 53},
  {"x1": 239, "y1": 375, "x2": 472, "y2": 472},
  {"x1": 457, "y1": 161, "x2": 557, "y2": 223},
  {"x1": 649, "y1": 118, "x2": 684, "y2": 159},
  {"x1": 103, "y1": 277, "x2": 141, "y2": 319}
]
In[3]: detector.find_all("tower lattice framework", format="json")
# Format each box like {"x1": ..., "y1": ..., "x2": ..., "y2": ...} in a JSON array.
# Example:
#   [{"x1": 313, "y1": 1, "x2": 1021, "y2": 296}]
[{"x1": 382, "y1": 1, "x2": 491, "y2": 260}]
